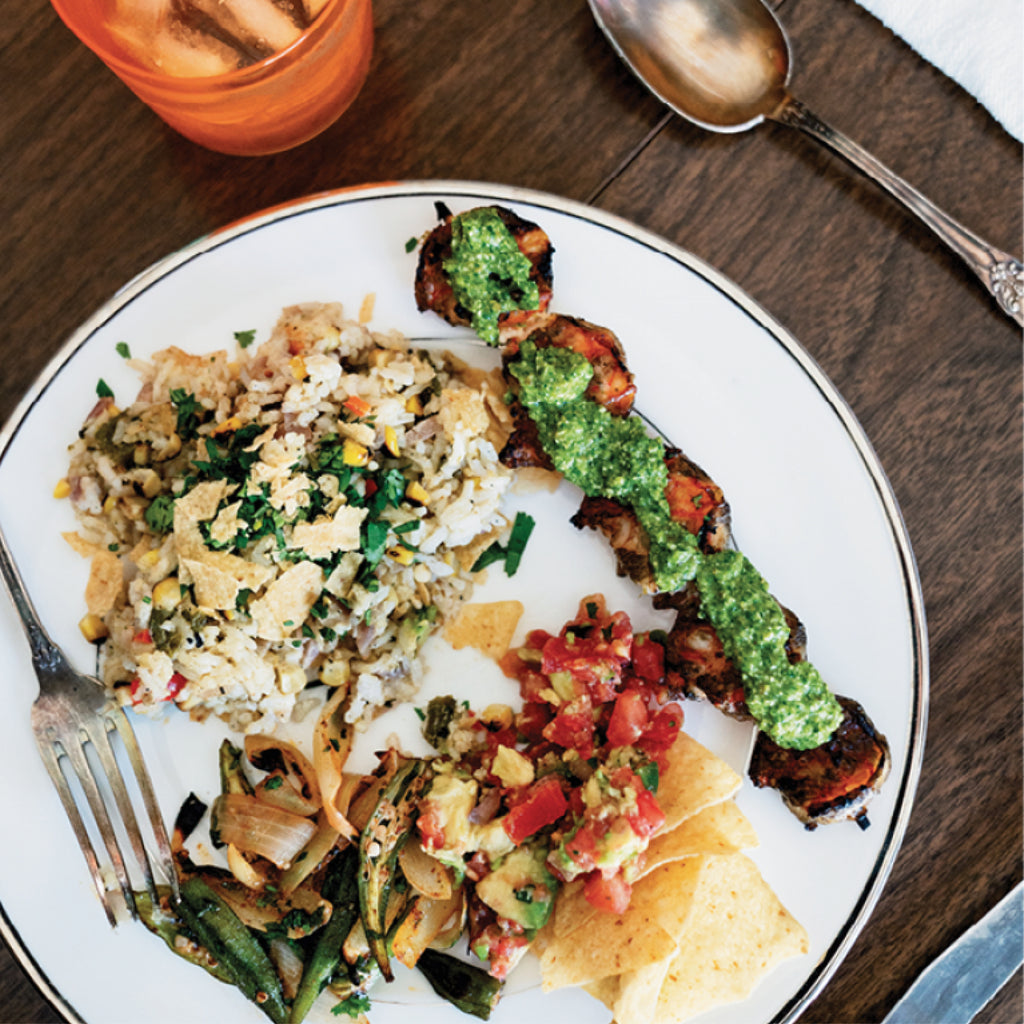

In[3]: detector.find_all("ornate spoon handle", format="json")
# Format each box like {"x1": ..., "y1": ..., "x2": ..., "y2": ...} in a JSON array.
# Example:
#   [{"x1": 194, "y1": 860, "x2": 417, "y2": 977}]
[{"x1": 773, "y1": 96, "x2": 1024, "y2": 328}]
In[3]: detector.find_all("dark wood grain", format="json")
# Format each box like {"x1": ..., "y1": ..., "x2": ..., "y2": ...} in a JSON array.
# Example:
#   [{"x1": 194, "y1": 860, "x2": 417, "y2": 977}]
[{"x1": 1, "y1": 0, "x2": 1021, "y2": 1020}]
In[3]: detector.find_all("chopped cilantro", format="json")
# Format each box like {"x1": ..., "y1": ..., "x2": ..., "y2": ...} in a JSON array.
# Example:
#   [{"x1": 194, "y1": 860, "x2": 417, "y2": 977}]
[
  {"x1": 263, "y1": 776, "x2": 284, "y2": 791},
  {"x1": 332, "y1": 993, "x2": 371, "y2": 1018},
  {"x1": 404, "y1": 236, "x2": 418, "y2": 253},
  {"x1": 394, "y1": 520, "x2": 419, "y2": 534},
  {"x1": 234, "y1": 329, "x2": 256, "y2": 348},
  {"x1": 361, "y1": 519, "x2": 390, "y2": 569},
  {"x1": 504, "y1": 511, "x2": 534, "y2": 575},
  {"x1": 169, "y1": 389, "x2": 203, "y2": 441},
  {"x1": 116, "y1": 342, "x2": 131, "y2": 359},
  {"x1": 96, "y1": 378, "x2": 113, "y2": 399},
  {"x1": 470, "y1": 511, "x2": 535, "y2": 576}
]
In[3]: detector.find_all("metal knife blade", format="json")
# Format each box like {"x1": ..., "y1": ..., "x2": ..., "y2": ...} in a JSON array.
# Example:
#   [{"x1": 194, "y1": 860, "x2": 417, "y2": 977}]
[{"x1": 882, "y1": 882, "x2": 1023, "y2": 1024}]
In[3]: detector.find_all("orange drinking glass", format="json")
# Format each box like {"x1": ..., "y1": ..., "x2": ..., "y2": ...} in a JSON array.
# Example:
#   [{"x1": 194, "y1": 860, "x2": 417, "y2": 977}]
[{"x1": 49, "y1": 0, "x2": 373, "y2": 156}]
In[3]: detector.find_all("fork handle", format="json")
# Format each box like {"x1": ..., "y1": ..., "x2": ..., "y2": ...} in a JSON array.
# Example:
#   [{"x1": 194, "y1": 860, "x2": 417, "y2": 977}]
[
  {"x1": 772, "y1": 96, "x2": 1024, "y2": 328},
  {"x1": 0, "y1": 524, "x2": 61, "y2": 670}
]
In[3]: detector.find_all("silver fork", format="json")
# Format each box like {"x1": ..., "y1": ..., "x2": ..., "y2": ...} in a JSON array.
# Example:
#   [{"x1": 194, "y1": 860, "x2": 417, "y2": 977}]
[{"x1": 0, "y1": 523, "x2": 178, "y2": 925}]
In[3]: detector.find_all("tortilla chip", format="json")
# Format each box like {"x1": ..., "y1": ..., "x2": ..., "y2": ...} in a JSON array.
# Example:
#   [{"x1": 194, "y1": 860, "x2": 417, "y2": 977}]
[
  {"x1": 510, "y1": 466, "x2": 562, "y2": 494},
  {"x1": 181, "y1": 552, "x2": 273, "y2": 612},
  {"x1": 85, "y1": 549, "x2": 123, "y2": 615},
  {"x1": 250, "y1": 561, "x2": 323, "y2": 640},
  {"x1": 638, "y1": 800, "x2": 759, "y2": 879},
  {"x1": 657, "y1": 731, "x2": 742, "y2": 832},
  {"x1": 174, "y1": 480, "x2": 236, "y2": 559},
  {"x1": 653, "y1": 854, "x2": 808, "y2": 1023},
  {"x1": 444, "y1": 601, "x2": 524, "y2": 661},
  {"x1": 290, "y1": 505, "x2": 367, "y2": 560},
  {"x1": 62, "y1": 531, "x2": 101, "y2": 558},
  {"x1": 583, "y1": 976, "x2": 619, "y2": 1010},
  {"x1": 614, "y1": 957, "x2": 673, "y2": 1024},
  {"x1": 539, "y1": 905, "x2": 677, "y2": 991}
]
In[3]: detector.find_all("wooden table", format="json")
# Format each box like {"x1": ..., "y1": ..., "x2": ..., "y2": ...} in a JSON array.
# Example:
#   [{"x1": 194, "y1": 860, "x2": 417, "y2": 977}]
[{"x1": 2, "y1": 0, "x2": 1020, "y2": 1021}]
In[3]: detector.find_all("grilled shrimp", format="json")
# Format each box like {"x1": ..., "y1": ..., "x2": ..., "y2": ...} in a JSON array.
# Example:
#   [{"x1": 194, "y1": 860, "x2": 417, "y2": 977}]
[
  {"x1": 570, "y1": 449, "x2": 732, "y2": 592},
  {"x1": 499, "y1": 311, "x2": 636, "y2": 417},
  {"x1": 658, "y1": 589, "x2": 890, "y2": 828},
  {"x1": 748, "y1": 696, "x2": 891, "y2": 829},
  {"x1": 414, "y1": 203, "x2": 554, "y2": 328}
]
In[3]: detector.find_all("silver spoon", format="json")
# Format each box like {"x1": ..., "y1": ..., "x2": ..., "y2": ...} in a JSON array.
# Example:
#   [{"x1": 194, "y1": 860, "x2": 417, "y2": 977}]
[{"x1": 588, "y1": 0, "x2": 1024, "y2": 327}]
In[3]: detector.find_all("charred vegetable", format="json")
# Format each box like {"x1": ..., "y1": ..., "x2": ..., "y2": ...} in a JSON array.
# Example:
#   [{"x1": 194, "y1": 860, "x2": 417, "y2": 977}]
[
  {"x1": 290, "y1": 846, "x2": 361, "y2": 1024},
  {"x1": 418, "y1": 949, "x2": 503, "y2": 1020},
  {"x1": 175, "y1": 875, "x2": 288, "y2": 1023},
  {"x1": 357, "y1": 756, "x2": 431, "y2": 980}
]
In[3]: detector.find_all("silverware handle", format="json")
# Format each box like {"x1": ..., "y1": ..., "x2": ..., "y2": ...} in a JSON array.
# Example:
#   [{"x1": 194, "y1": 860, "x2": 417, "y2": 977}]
[
  {"x1": 0, "y1": 524, "x2": 59, "y2": 668},
  {"x1": 772, "y1": 96, "x2": 1024, "y2": 328}
]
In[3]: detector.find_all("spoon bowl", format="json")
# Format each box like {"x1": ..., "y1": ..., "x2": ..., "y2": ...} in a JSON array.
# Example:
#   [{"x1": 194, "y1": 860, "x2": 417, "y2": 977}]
[
  {"x1": 591, "y1": 0, "x2": 790, "y2": 131},
  {"x1": 589, "y1": 0, "x2": 1023, "y2": 326}
]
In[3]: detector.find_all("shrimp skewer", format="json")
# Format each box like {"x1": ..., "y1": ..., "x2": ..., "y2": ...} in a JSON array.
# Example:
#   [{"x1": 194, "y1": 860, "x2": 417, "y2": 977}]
[{"x1": 412, "y1": 204, "x2": 890, "y2": 829}]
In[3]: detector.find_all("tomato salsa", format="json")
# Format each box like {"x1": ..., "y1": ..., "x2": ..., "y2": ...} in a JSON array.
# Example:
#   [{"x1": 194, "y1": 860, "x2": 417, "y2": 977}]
[{"x1": 415, "y1": 595, "x2": 683, "y2": 979}]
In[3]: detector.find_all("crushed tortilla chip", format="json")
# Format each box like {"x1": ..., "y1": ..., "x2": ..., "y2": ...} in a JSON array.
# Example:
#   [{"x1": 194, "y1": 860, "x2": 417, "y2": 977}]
[
  {"x1": 62, "y1": 531, "x2": 101, "y2": 558},
  {"x1": 250, "y1": 561, "x2": 323, "y2": 640},
  {"x1": 290, "y1": 506, "x2": 368, "y2": 561},
  {"x1": 444, "y1": 601, "x2": 524, "y2": 661},
  {"x1": 85, "y1": 549, "x2": 123, "y2": 615}
]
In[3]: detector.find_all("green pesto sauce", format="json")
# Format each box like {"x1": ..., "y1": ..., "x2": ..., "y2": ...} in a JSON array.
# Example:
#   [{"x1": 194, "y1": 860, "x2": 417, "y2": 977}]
[
  {"x1": 510, "y1": 341, "x2": 842, "y2": 750},
  {"x1": 443, "y1": 208, "x2": 540, "y2": 346}
]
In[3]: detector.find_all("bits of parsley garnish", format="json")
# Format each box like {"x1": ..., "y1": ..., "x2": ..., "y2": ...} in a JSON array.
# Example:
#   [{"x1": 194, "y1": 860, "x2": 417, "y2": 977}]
[
  {"x1": 116, "y1": 342, "x2": 131, "y2": 359},
  {"x1": 169, "y1": 389, "x2": 204, "y2": 442},
  {"x1": 96, "y1": 378, "x2": 114, "y2": 399},
  {"x1": 234, "y1": 329, "x2": 256, "y2": 348},
  {"x1": 471, "y1": 511, "x2": 535, "y2": 576}
]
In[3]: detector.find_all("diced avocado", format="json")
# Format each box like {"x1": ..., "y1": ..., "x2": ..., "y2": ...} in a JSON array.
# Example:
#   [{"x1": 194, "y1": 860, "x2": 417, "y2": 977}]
[
  {"x1": 420, "y1": 773, "x2": 478, "y2": 868},
  {"x1": 475, "y1": 843, "x2": 557, "y2": 932}
]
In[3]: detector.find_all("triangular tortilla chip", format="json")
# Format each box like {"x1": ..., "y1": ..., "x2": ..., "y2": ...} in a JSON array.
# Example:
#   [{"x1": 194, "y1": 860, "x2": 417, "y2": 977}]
[
  {"x1": 539, "y1": 909, "x2": 676, "y2": 991},
  {"x1": 638, "y1": 800, "x2": 759, "y2": 880},
  {"x1": 656, "y1": 731, "x2": 742, "y2": 832},
  {"x1": 654, "y1": 853, "x2": 808, "y2": 1023}
]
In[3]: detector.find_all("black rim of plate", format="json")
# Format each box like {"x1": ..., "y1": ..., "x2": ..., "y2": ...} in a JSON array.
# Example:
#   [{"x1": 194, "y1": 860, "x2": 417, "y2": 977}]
[{"x1": 0, "y1": 180, "x2": 929, "y2": 1024}]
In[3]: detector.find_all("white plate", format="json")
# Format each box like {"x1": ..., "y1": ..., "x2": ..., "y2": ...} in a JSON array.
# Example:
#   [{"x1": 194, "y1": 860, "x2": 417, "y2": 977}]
[{"x1": 0, "y1": 182, "x2": 927, "y2": 1024}]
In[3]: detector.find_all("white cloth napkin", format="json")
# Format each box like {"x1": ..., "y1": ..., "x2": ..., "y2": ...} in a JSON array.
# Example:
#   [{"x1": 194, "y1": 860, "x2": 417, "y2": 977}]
[{"x1": 854, "y1": 0, "x2": 1023, "y2": 141}]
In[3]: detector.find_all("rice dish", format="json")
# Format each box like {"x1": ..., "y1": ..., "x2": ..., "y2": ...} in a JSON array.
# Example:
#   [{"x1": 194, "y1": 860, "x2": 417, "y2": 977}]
[{"x1": 63, "y1": 302, "x2": 515, "y2": 732}]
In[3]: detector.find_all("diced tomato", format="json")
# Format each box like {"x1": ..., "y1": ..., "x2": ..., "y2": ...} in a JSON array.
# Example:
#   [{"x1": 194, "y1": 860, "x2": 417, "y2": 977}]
[
  {"x1": 364, "y1": 478, "x2": 378, "y2": 497},
  {"x1": 583, "y1": 870, "x2": 632, "y2": 914},
  {"x1": 133, "y1": 629, "x2": 153, "y2": 645},
  {"x1": 606, "y1": 689, "x2": 649, "y2": 748},
  {"x1": 417, "y1": 804, "x2": 446, "y2": 853},
  {"x1": 543, "y1": 696, "x2": 596, "y2": 759},
  {"x1": 554, "y1": 822, "x2": 600, "y2": 879},
  {"x1": 166, "y1": 672, "x2": 187, "y2": 700},
  {"x1": 516, "y1": 702, "x2": 552, "y2": 743},
  {"x1": 503, "y1": 776, "x2": 569, "y2": 845},
  {"x1": 631, "y1": 634, "x2": 665, "y2": 683},
  {"x1": 627, "y1": 786, "x2": 666, "y2": 839},
  {"x1": 637, "y1": 702, "x2": 684, "y2": 756}
]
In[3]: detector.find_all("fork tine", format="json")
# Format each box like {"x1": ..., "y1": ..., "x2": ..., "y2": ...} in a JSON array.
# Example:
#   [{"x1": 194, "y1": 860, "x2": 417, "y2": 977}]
[
  {"x1": 33, "y1": 734, "x2": 117, "y2": 927},
  {"x1": 60, "y1": 732, "x2": 139, "y2": 920},
  {"x1": 106, "y1": 706, "x2": 179, "y2": 900},
  {"x1": 88, "y1": 715, "x2": 160, "y2": 906}
]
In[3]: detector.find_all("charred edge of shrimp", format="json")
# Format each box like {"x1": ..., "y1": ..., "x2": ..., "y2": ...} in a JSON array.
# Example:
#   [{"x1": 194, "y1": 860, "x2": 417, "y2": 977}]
[
  {"x1": 413, "y1": 205, "x2": 555, "y2": 329},
  {"x1": 657, "y1": 593, "x2": 808, "y2": 714},
  {"x1": 748, "y1": 696, "x2": 892, "y2": 830},
  {"x1": 566, "y1": 449, "x2": 732, "y2": 593},
  {"x1": 499, "y1": 399, "x2": 556, "y2": 470}
]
